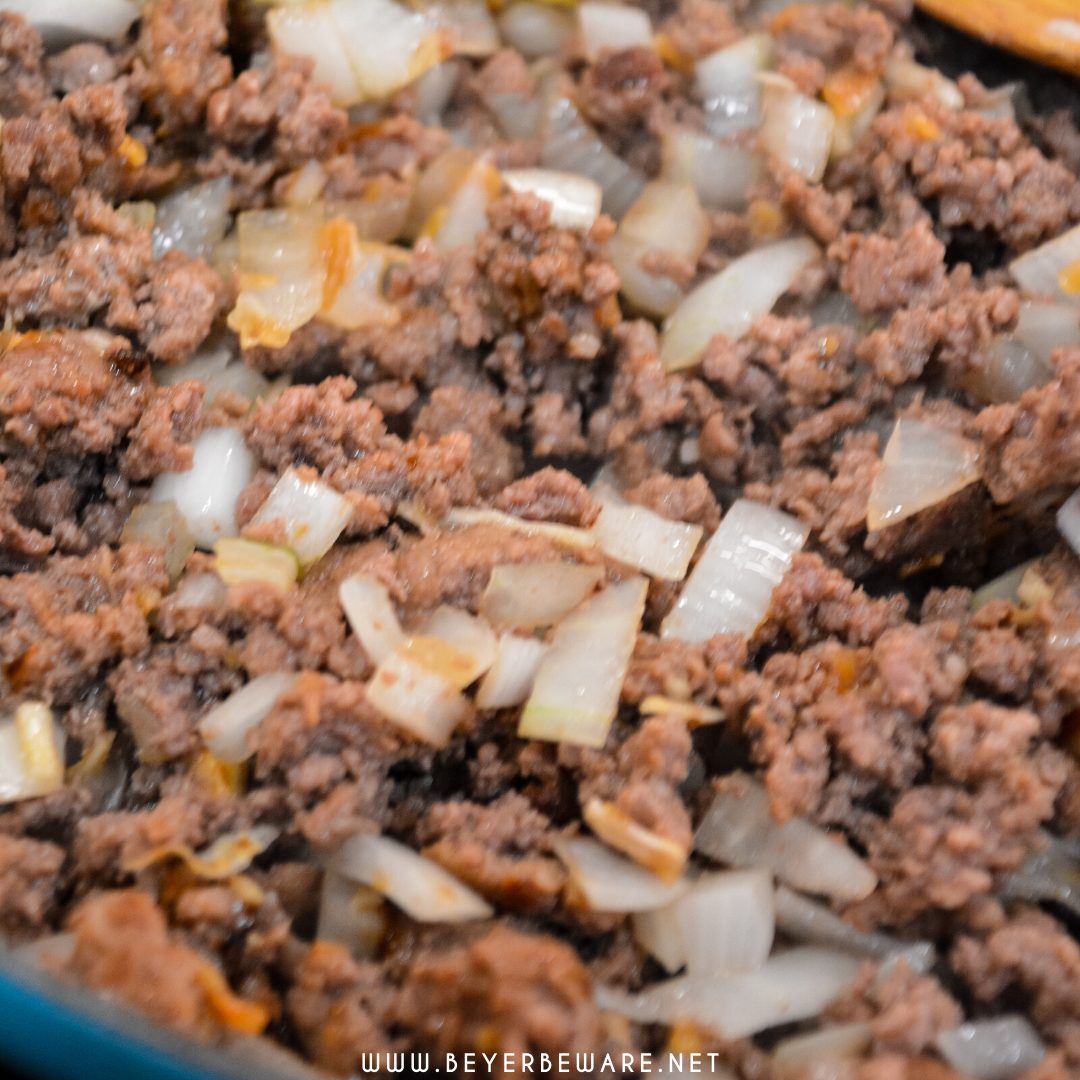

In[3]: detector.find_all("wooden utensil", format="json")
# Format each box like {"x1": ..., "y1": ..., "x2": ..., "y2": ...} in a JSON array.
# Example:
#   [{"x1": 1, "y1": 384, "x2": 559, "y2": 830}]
[{"x1": 915, "y1": 0, "x2": 1080, "y2": 76}]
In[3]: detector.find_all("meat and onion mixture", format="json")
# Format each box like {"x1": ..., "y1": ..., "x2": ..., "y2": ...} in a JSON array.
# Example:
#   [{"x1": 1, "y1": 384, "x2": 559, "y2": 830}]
[{"x1": 0, "y1": 0, "x2": 1078, "y2": 1076}]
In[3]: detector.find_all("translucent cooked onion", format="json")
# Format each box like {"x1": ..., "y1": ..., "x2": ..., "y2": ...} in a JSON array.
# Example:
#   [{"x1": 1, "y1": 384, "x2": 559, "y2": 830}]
[
  {"x1": 475, "y1": 633, "x2": 548, "y2": 709},
  {"x1": 660, "y1": 237, "x2": 820, "y2": 371},
  {"x1": 316, "y1": 872, "x2": 387, "y2": 959},
  {"x1": 172, "y1": 571, "x2": 227, "y2": 611},
  {"x1": 760, "y1": 78, "x2": 836, "y2": 184},
  {"x1": 151, "y1": 428, "x2": 256, "y2": 550},
  {"x1": 365, "y1": 645, "x2": 470, "y2": 746},
  {"x1": 661, "y1": 499, "x2": 808, "y2": 642},
  {"x1": 1009, "y1": 222, "x2": 1080, "y2": 303},
  {"x1": 320, "y1": 241, "x2": 404, "y2": 331},
  {"x1": 125, "y1": 826, "x2": 279, "y2": 879},
  {"x1": 7, "y1": 0, "x2": 139, "y2": 44},
  {"x1": 204, "y1": 362, "x2": 273, "y2": 405},
  {"x1": 578, "y1": 2, "x2": 653, "y2": 59},
  {"x1": 247, "y1": 468, "x2": 353, "y2": 568},
  {"x1": 1003, "y1": 835, "x2": 1080, "y2": 918},
  {"x1": 213, "y1": 538, "x2": 299, "y2": 592},
  {"x1": 971, "y1": 560, "x2": 1037, "y2": 611},
  {"x1": 328, "y1": 833, "x2": 493, "y2": 922},
  {"x1": 198, "y1": 673, "x2": 299, "y2": 764},
  {"x1": 152, "y1": 178, "x2": 232, "y2": 261},
  {"x1": 590, "y1": 492, "x2": 703, "y2": 580},
  {"x1": 696, "y1": 35, "x2": 770, "y2": 138},
  {"x1": 1012, "y1": 298, "x2": 1080, "y2": 360},
  {"x1": 695, "y1": 775, "x2": 878, "y2": 902},
  {"x1": 866, "y1": 418, "x2": 982, "y2": 532},
  {"x1": 444, "y1": 507, "x2": 597, "y2": 550},
  {"x1": 972, "y1": 338, "x2": 1054, "y2": 405},
  {"x1": 121, "y1": 500, "x2": 195, "y2": 583},
  {"x1": 676, "y1": 868, "x2": 775, "y2": 975},
  {"x1": 660, "y1": 128, "x2": 760, "y2": 211},
  {"x1": 338, "y1": 574, "x2": 407, "y2": 666},
  {"x1": 426, "y1": 0, "x2": 499, "y2": 57},
  {"x1": 0, "y1": 703, "x2": 65, "y2": 805},
  {"x1": 554, "y1": 836, "x2": 688, "y2": 912},
  {"x1": 479, "y1": 561, "x2": 604, "y2": 629},
  {"x1": 519, "y1": 576, "x2": 648, "y2": 748},
  {"x1": 936, "y1": 1018, "x2": 1046, "y2": 1080},
  {"x1": 416, "y1": 606, "x2": 497, "y2": 688},
  {"x1": 772, "y1": 1022, "x2": 873, "y2": 1071},
  {"x1": 502, "y1": 168, "x2": 603, "y2": 230},
  {"x1": 884, "y1": 59, "x2": 964, "y2": 109},
  {"x1": 497, "y1": 2, "x2": 576, "y2": 58},
  {"x1": 632, "y1": 906, "x2": 686, "y2": 974},
  {"x1": 426, "y1": 158, "x2": 502, "y2": 252},
  {"x1": 584, "y1": 798, "x2": 689, "y2": 882}
]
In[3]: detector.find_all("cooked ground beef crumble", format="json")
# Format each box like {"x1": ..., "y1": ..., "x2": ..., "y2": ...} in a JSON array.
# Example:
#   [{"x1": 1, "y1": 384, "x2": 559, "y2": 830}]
[{"x1": 0, "y1": 1, "x2": 1076, "y2": 1077}]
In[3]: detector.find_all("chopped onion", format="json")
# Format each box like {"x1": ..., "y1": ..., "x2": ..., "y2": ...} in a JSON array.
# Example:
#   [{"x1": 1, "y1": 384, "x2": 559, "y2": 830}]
[
  {"x1": 316, "y1": 872, "x2": 387, "y2": 959},
  {"x1": 695, "y1": 775, "x2": 878, "y2": 902},
  {"x1": 486, "y1": 90, "x2": 544, "y2": 140},
  {"x1": 213, "y1": 538, "x2": 299, "y2": 592},
  {"x1": 426, "y1": 0, "x2": 499, "y2": 57},
  {"x1": 639, "y1": 695, "x2": 723, "y2": 726},
  {"x1": 172, "y1": 571, "x2": 227, "y2": 611},
  {"x1": 475, "y1": 633, "x2": 548, "y2": 709},
  {"x1": 971, "y1": 560, "x2": 1037, "y2": 611},
  {"x1": 497, "y1": 2, "x2": 575, "y2": 58},
  {"x1": 584, "y1": 798, "x2": 689, "y2": 882},
  {"x1": 328, "y1": 833, "x2": 493, "y2": 922},
  {"x1": 280, "y1": 161, "x2": 327, "y2": 208},
  {"x1": 554, "y1": 836, "x2": 687, "y2": 912},
  {"x1": 6, "y1": 0, "x2": 139, "y2": 44},
  {"x1": 320, "y1": 240, "x2": 403, "y2": 331},
  {"x1": 772, "y1": 1022, "x2": 873, "y2": 1071},
  {"x1": 760, "y1": 78, "x2": 836, "y2": 184},
  {"x1": 0, "y1": 703, "x2": 65, "y2": 805},
  {"x1": 151, "y1": 428, "x2": 255, "y2": 550},
  {"x1": 416, "y1": 606, "x2": 497, "y2": 687},
  {"x1": 866, "y1": 418, "x2": 982, "y2": 532},
  {"x1": 662, "y1": 499, "x2": 808, "y2": 643},
  {"x1": 884, "y1": 59, "x2": 964, "y2": 110},
  {"x1": 502, "y1": 168, "x2": 603, "y2": 230},
  {"x1": 1002, "y1": 835, "x2": 1080, "y2": 918},
  {"x1": 444, "y1": 506, "x2": 597, "y2": 550},
  {"x1": 338, "y1": 574, "x2": 406, "y2": 666},
  {"x1": 413, "y1": 61, "x2": 460, "y2": 125},
  {"x1": 661, "y1": 128, "x2": 760, "y2": 211},
  {"x1": 479, "y1": 561, "x2": 604, "y2": 630},
  {"x1": 578, "y1": 2, "x2": 653, "y2": 59},
  {"x1": 1013, "y1": 298, "x2": 1080, "y2": 360},
  {"x1": 154, "y1": 339, "x2": 231, "y2": 389},
  {"x1": 696, "y1": 35, "x2": 770, "y2": 138},
  {"x1": 366, "y1": 645, "x2": 470, "y2": 746},
  {"x1": 590, "y1": 493, "x2": 703, "y2": 580},
  {"x1": 972, "y1": 338, "x2": 1054, "y2": 405},
  {"x1": 519, "y1": 577, "x2": 648, "y2": 748},
  {"x1": 152, "y1": 178, "x2": 232, "y2": 261},
  {"x1": 1010, "y1": 222, "x2": 1080, "y2": 303},
  {"x1": 936, "y1": 1018, "x2": 1046, "y2": 1080},
  {"x1": 660, "y1": 237, "x2": 820, "y2": 371},
  {"x1": 676, "y1": 868, "x2": 774, "y2": 975},
  {"x1": 428, "y1": 158, "x2": 502, "y2": 252},
  {"x1": 121, "y1": 500, "x2": 195, "y2": 583},
  {"x1": 198, "y1": 673, "x2": 299, "y2": 764},
  {"x1": 632, "y1": 906, "x2": 686, "y2": 974},
  {"x1": 247, "y1": 468, "x2": 352, "y2": 568},
  {"x1": 125, "y1": 826, "x2": 279, "y2": 879},
  {"x1": 204, "y1": 362, "x2": 273, "y2": 405}
]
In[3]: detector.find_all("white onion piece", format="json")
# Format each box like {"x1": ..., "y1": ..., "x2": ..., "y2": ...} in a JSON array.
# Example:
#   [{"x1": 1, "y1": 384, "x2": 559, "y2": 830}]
[
  {"x1": 321, "y1": 241, "x2": 402, "y2": 332},
  {"x1": 475, "y1": 633, "x2": 548, "y2": 709},
  {"x1": 248, "y1": 468, "x2": 352, "y2": 567},
  {"x1": 936, "y1": 1018, "x2": 1046, "y2": 1080},
  {"x1": 486, "y1": 91, "x2": 543, "y2": 141},
  {"x1": 632, "y1": 906, "x2": 686, "y2": 974},
  {"x1": 497, "y1": 2, "x2": 575, "y2": 58},
  {"x1": 328, "y1": 833, "x2": 493, "y2": 922},
  {"x1": 590, "y1": 494, "x2": 703, "y2": 581},
  {"x1": 1057, "y1": 488, "x2": 1080, "y2": 559},
  {"x1": 584, "y1": 798, "x2": 688, "y2": 882},
  {"x1": 660, "y1": 237, "x2": 820, "y2": 371},
  {"x1": 6, "y1": 0, "x2": 138, "y2": 44},
  {"x1": 1010, "y1": 222, "x2": 1080, "y2": 304},
  {"x1": 760, "y1": 80, "x2": 836, "y2": 184},
  {"x1": 554, "y1": 837, "x2": 688, "y2": 912},
  {"x1": 121, "y1": 500, "x2": 195, "y2": 583},
  {"x1": 198, "y1": 673, "x2": 298, "y2": 764},
  {"x1": 971, "y1": 560, "x2": 1036, "y2": 611},
  {"x1": 519, "y1": 577, "x2": 648, "y2": 748},
  {"x1": 413, "y1": 61, "x2": 460, "y2": 126},
  {"x1": 444, "y1": 507, "x2": 597, "y2": 551},
  {"x1": 480, "y1": 561, "x2": 604, "y2": 629},
  {"x1": 316, "y1": 872, "x2": 387, "y2": 960},
  {"x1": 338, "y1": 574, "x2": 406, "y2": 666},
  {"x1": 154, "y1": 340, "x2": 231, "y2": 388},
  {"x1": 502, "y1": 168, "x2": 603, "y2": 230},
  {"x1": 0, "y1": 703, "x2": 65, "y2": 805},
  {"x1": 578, "y1": 2, "x2": 653, "y2": 58},
  {"x1": 151, "y1": 428, "x2": 255, "y2": 550},
  {"x1": 866, "y1": 418, "x2": 982, "y2": 532},
  {"x1": 266, "y1": 4, "x2": 356, "y2": 105},
  {"x1": 695, "y1": 776, "x2": 878, "y2": 902},
  {"x1": 661, "y1": 128, "x2": 760, "y2": 211},
  {"x1": 662, "y1": 499, "x2": 808, "y2": 643},
  {"x1": 772, "y1": 1022, "x2": 873, "y2": 1071},
  {"x1": 1002, "y1": 836, "x2": 1080, "y2": 918},
  {"x1": 428, "y1": 0, "x2": 499, "y2": 57},
  {"x1": 696, "y1": 35, "x2": 770, "y2": 138},
  {"x1": 429, "y1": 159, "x2": 500, "y2": 252},
  {"x1": 172, "y1": 571, "x2": 227, "y2": 610},
  {"x1": 884, "y1": 59, "x2": 965, "y2": 110},
  {"x1": 1013, "y1": 298, "x2": 1080, "y2": 360},
  {"x1": 152, "y1": 178, "x2": 232, "y2": 261},
  {"x1": 417, "y1": 606, "x2": 497, "y2": 687},
  {"x1": 678, "y1": 869, "x2": 774, "y2": 976},
  {"x1": 204, "y1": 362, "x2": 272, "y2": 405},
  {"x1": 366, "y1": 647, "x2": 470, "y2": 746},
  {"x1": 973, "y1": 338, "x2": 1053, "y2": 405}
]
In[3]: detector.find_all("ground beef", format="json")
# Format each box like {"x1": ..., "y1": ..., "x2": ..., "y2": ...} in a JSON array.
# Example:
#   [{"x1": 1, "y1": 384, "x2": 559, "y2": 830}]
[{"x1": 0, "y1": 833, "x2": 63, "y2": 939}]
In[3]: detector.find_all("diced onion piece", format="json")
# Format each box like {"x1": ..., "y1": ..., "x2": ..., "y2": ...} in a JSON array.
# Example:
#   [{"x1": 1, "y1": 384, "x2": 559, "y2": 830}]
[
  {"x1": 661, "y1": 127, "x2": 760, "y2": 211},
  {"x1": 971, "y1": 560, "x2": 1037, "y2": 611},
  {"x1": 199, "y1": 673, "x2": 299, "y2": 764},
  {"x1": 1010, "y1": 222, "x2": 1080, "y2": 303},
  {"x1": 590, "y1": 494, "x2": 702, "y2": 580},
  {"x1": 772, "y1": 1022, "x2": 873, "y2": 1071},
  {"x1": 760, "y1": 79, "x2": 836, "y2": 184},
  {"x1": 213, "y1": 538, "x2": 299, "y2": 592},
  {"x1": 695, "y1": 775, "x2": 877, "y2": 902},
  {"x1": 122, "y1": 500, "x2": 195, "y2": 583},
  {"x1": 1002, "y1": 835, "x2": 1080, "y2": 919},
  {"x1": 519, "y1": 577, "x2": 648, "y2": 748},
  {"x1": 497, "y1": 2, "x2": 575, "y2": 58},
  {"x1": 154, "y1": 339, "x2": 231, "y2": 388},
  {"x1": 152, "y1": 178, "x2": 232, "y2": 261},
  {"x1": 632, "y1": 906, "x2": 686, "y2": 973},
  {"x1": 486, "y1": 90, "x2": 543, "y2": 140},
  {"x1": 972, "y1": 338, "x2": 1054, "y2": 405},
  {"x1": 884, "y1": 59, "x2": 964, "y2": 109},
  {"x1": 427, "y1": 158, "x2": 502, "y2": 252},
  {"x1": 6, "y1": 0, "x2": 139, "y2": 44},
  {"x1": 660, "y1": 237, "x2": 819, "y2": 371},
  {"x1": 248, "y1": 468, "x2": 352, "y2": 568},
  {"x1": 321, "y1": 240, "x2": 403, "y2": 331},
  {"x1": 328, "y1": 180, "x2": 413, "y2": 243},
  {"x1": 936, "y1": 1018, "x2": 1046, "y2": 1080},
  {"x1": 639, "y1": 695, "x2": 723, "y2": 726},
  {"x1": 555, "y1": 836, "x2": 688, "y2": 912},
  {"x1": 366, "y1": 646, "x2": 470, "y2": 746},
  {"x1": 172, "y1": 571, "x2": 227, "y2": 611},
  {"x1": 339, "y1": 574, "x2": 406, "y2": 666},
  {"x1": 578, "y1": 2, "x2": 652, "y2": 59},
  {"x1": 480, "y1": 561, "x2": 605, "y2": 629},
  {"x1": 1013, "y1": 298, "x2": 1080, "y2": 360},
  {"x1": 125, "y1": 826, "x2": 279, "y2": 879},
  {"x1": 662, "y1": 499, "x2": 808, "y2": 642},
  {"x1": 413, "y1": 60, "x2": 460, "y2": 125},
  {"x1": 502, "y1": 168, "x2": 603, "y2": 230},
  {"x1": 328, "y1": 833, "x2": 492, "y2": 922},
  {"x1": 280, "y1": 161, "x2": 327, "y2": 208},
  {"x1": 0, "y1": 703, "x2": 65, "y2": 804},
  {"x1": 866, "y1": 418, "x2": 982, "y2": 532},
  {"x1": 444, "y1": 506, "x2": 597, "y2": 550},
  {"x1": 266, "y1": 4, "x2": 356, "y2": 104},
  {"x1": 416, "y1": 606, "x2": 497, "y2": 688},
  {"x1": 475, "y1": 633, "x2": 548, "y2": 709},
  {"x1": 204, "y1": 362, "x2": 273, "y2": 405},
  {"x1": 1057, "y1": 487, "x2": 1080, "y2": 559},
  {"x1": 151, "y1": 428, "x2": 255, "y2": 550},
  {"x1": 426, "y1": 0, "x2": 499, "y2": 57},
  {"x1": 316, "y1": 872, "x2": 387, "y2": 959},
  {"x1": 676, "y1": 868, "x2": 774, "y2": 976},
  {"x1": 696, "y1": 35, "x2": 770, "y2": 138},
  {"x1": 584, "y1": 798, "x2": 689, "y2": 882}
]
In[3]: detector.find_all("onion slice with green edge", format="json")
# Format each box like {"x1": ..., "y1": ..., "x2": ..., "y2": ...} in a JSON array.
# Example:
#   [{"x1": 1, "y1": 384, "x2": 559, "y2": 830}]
[
  {"x1": 502, "y1": 168, "x2": 603, "y2": 230},
  {"x1": 519, "y1": 576, "x2": 648, "y2": 748},
  {"x1": 695, "y1": 775, "x2": 878, "y2": 902},
  {"x1": 338, "y1": 574, "x2": 407, "y2": 666},
  {"x1": 247, "y1": 468, "x2": 353, "y2": 568},
  {"x1": 760, "y1": 77, "x2": 836, "y2": 184},
  {"x1": 660, "y1": 237, "x2": 820, "y2": 371},
  {"x1": 554, "y1": 836, "x2": 688, "y2": 912},
  {"x1": 695, "y1": 34, "x2": 771, "y2": 138},
  {"x1": 316, "y1": 872, "x2": 388, "y2": 959},
  {"x1": 971, "y1": 560, "x2": 1038, "y2": 611},
  {"x1": 415, "y1": 606, "x2": 497, "y2": 687},
  {"x1": 0, "y1": 703, "x2": 65, "y2": 804},
  {"x1": 213, "y1": 538, "x2": 299, "y2": 592},
  {"x1": 661, "y1": 499, "x2": 808, "y2": 642},
  {"x1": 590, "y1": 492, "x2": 703, "y2": 580},
  {"x1": 479, "y1": 561, "x2": 604, "y2": 630},
  {"x1": 475, "y1": 633, "x2": 549, "y2": 709},
  {"x1": 1010, "y1": 221, "x2": 1080, "y2": 304},
  {"x1": 578, "y1": 2, "x2": 653, "y2": 59},
  {"x1": 198, "y1": 673, "x2": 299, "y2": 764},
  {"x1": 866, "y1": 418, "x2": 982, "y2": 533},
  {"x1": 327, "y1": 833, "x2": 493, "y2": 923},
  {"x1": 935, "y1": 1017, "x2": 1046, "y2": 1080}
]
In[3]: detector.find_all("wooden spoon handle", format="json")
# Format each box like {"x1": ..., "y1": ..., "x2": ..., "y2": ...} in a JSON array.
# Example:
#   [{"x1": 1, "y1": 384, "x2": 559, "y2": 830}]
[{"x1": 915, "y1": 0, "x2": 1080, "y2": 75}]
